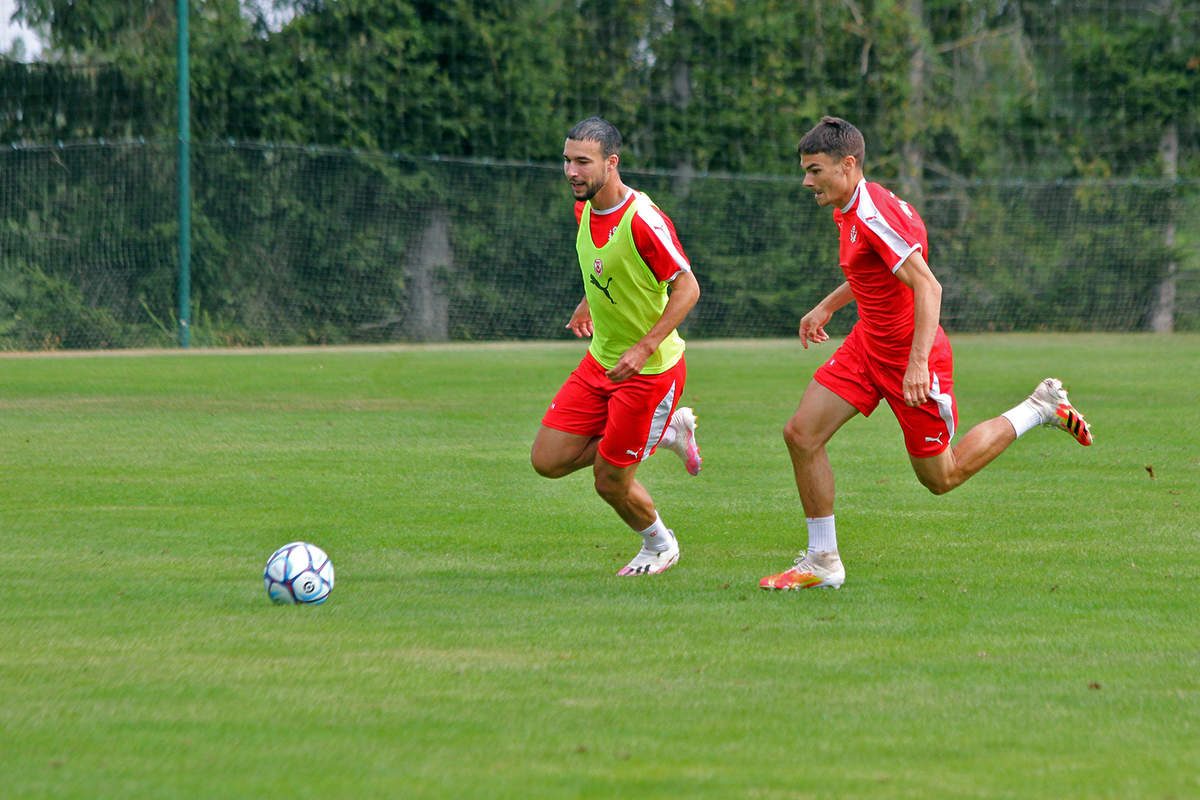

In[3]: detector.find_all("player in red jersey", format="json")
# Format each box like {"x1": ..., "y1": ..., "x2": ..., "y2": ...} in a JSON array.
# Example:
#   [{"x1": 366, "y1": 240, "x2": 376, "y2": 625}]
[
  {"x1": 760, "y1": 117, "x2": 1093, "y2": 591},
  {"x1": 531, "y1": 117, "x2": 702, "y2": 577}
]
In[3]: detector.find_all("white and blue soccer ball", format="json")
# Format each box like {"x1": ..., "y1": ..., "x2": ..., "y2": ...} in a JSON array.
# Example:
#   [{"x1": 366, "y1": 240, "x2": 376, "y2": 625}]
[{"x1": 264, "y1": 541, "x2": 335, "y2": 605}]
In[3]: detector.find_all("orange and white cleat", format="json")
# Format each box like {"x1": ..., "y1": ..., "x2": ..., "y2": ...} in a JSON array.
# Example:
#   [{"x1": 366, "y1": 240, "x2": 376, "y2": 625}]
[
  {"x1": 1028, "y1": 378, "x2": 1093, "y2": 446},
  {"x1": 759, "y1": 550, "x2": 845, "y2": 590}
]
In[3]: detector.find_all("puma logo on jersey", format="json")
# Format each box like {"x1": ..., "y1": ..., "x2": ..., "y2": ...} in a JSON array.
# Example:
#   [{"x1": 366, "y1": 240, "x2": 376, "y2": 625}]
[
  {"x1": 924, "y1": 433, "x2": 945, "y2": 445},
  {"x1": 625, "y1": 448, "x2": 642, "y2": 458},
  {"x1": 590, "y1": 273, "x2": 616, "y2": 304}
]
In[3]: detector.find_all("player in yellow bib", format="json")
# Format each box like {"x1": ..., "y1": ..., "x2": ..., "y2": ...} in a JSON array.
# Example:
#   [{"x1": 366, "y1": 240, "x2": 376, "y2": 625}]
[
  {"x1": 531, "y1": 117, "x2": 702, "y2": 577},
  {"x1": 575, "y1": 191, "x2": 687, "y2": 374}
]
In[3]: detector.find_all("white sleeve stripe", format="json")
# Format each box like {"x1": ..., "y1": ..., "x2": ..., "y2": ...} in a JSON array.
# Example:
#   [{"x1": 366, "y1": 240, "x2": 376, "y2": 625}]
[
  {"x1": 634, "y1": 197, "x2": 691, "y2": 273},
  {"x1": 857, "y1": 187, "x2": 920, "y2": 272},
  {"x1": 890, "y1": 244, "x2": 921, "y2": 273}
]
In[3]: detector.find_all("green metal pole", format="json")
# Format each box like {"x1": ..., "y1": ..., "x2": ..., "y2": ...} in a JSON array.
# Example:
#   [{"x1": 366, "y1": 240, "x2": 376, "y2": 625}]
[{"x1": 176, "y1": 0, "x2": 191, "y2": 347}]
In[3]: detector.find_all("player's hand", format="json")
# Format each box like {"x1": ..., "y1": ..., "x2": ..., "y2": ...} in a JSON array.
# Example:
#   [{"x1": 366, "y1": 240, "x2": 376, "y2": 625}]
[
  {"x1": 903, "y1": 361, "x2": 931, "y2": 407},
  {"x1": 606, "y1": 343, "x2": 652, "y2": 383},
  {"x1": 798, "y1": 308, "x2": 832, "y2": 349},
  {"x1": 566, "y1": 304, "x2": 593, "y2": 338}
]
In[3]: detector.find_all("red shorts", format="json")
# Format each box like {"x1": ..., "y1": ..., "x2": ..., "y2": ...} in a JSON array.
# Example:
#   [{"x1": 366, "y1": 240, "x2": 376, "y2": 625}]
[
  {"x1": 813, "y1": 325, "x2": 958, "y2": 458},
  {"x1": 542, "y1": 351, "x2": 686, "y2": 468}
]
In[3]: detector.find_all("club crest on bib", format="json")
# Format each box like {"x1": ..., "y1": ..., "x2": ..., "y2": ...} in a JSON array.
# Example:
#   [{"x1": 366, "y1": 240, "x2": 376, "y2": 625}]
[{"x1": 593, "y1": 258, "x2": 604, "y2": 275}]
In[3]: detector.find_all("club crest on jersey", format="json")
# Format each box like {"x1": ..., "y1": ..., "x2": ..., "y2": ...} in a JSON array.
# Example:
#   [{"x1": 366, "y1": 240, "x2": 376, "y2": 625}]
[
  {"x1": 593, "y1": 258, "x2": 603, "y2": 275},
  {"x1": 849, "y1": 225, "x2": 858, "y2": 243}
]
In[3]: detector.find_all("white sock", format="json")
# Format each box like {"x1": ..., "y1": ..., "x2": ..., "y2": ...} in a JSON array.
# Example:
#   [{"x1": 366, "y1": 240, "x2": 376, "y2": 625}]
[
  {"x1": 1001, "y1": 400, "x2": 1043, "y2": 437},
  {"x1": 637, "y1": 512, "x2": 674, "y2": 552},
  {"x1": 807, "y1": 515, "x2": 837, "y2": 554}
]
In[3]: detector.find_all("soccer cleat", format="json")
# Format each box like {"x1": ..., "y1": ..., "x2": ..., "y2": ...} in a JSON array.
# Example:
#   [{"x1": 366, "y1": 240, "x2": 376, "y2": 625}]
[
  {"x1": 661, "y1": 406, "x2": 703, "y2": 475},
  {"x1": 759, "y1": 550, "x2": 845, "y2": 590},
  {"x1": 617, "y1": 534, "x2": 680, "y2": 577},
  {"x1": 1028, "y1": 378, "x2": 1093, "y2": 446}
]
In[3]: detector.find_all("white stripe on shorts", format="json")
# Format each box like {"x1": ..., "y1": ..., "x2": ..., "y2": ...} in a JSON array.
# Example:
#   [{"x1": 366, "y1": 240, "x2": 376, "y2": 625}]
[
  {"x1": 642, "y1": 381, "x2": 677, "y2": 461},
  {"x1": 929, "y1": 372, "x2": 956, "y2": 442}
]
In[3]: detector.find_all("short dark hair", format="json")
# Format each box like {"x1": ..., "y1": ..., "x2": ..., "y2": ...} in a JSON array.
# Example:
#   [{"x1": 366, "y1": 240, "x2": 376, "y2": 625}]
[
  {"x1": 567, "y1": 116, "x2": 623, "y2": 158},
  {"x1": 798, "y1": 116, "x2": 866, "y2": 166}
]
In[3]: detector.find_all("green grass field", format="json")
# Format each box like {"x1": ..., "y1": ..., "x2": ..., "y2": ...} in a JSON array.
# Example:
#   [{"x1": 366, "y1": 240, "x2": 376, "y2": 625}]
[{"x1": 1, "y1": 335, "x2": 1196, "y2": 799}]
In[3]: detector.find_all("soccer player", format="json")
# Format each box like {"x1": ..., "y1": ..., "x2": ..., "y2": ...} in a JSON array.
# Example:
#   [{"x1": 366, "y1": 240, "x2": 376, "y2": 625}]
[
  {"x1": 760, "y1": 116, "x2": 1093, "y2": 591},
  {"x1": 531, "y1": 116, "x2": 702, "y2": 577}
]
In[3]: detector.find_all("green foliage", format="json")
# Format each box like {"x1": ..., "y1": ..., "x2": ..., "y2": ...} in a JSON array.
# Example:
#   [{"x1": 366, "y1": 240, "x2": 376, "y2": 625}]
[
  {"x1": 7, "y1": 0, "x2": 1197, "y2": 178},
  {"x1": 187, "y1": 144, "x2": 435, "y2": 344},
  {"x1": 0, "y1": 261, "x2": 133, "y2": 348},
  {"x1": 15, "y1": 0, "x2": 177, "y2": 56},
  {"x1": 1051, "y1": 1, "x2": 1200, "y2": 177},
  {"x1": 189, "y1": 0, "x2": 572, "y2": 156},
  {"x1": 0, "y1": 60, "x2": 158, "y2": 142},
  {"x1": 635, "y1": 171, "x2": 847, "y2": 338},
  {"x1": 932, "y1": 180, "x2": 1173, "y2": 332},
  {"x1": 0, "y1": 142, "x2": 177, "y2": 348},
  {"x1": 641, "y1": 2, "x2": 826, "y2": 171}
]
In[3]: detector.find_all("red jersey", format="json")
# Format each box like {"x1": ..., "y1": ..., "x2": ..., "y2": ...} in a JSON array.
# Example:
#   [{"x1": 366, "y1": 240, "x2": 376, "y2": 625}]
[
  {"x1": 833, "y1": 178, "x2": 931, "y2": 366},
  {"x1": 574, "y1": 191, "x2": 691, "y2": 282}
]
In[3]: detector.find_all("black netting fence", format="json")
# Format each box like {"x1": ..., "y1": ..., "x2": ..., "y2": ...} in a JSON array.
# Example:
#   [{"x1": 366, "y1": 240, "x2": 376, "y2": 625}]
[{"x1": 1, "y1": 140, "x2": 1195, "y2": 350}]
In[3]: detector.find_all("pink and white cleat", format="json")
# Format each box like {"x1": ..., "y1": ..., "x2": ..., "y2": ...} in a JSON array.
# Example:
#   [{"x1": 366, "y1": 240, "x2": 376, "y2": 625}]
[
  {"x1": 617, "y1": 534, "x2": 680, "y2": 577},
  {"x1": 662, "y1": 406, "x2": 703, "y2": 475}
]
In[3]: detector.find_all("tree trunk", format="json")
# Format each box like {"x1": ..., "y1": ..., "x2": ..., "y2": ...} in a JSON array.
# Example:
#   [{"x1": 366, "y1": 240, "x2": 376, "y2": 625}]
[
  {"x1": 404, "y1": 206, "x2": 451, "y2": 341},
  {"x1": 900, "y1": 0, "x2": 926, "y2": 208},
  {"x1": 1150, "y1": 122, "x2": 1177, "y2": 333},
  {"x1": 671, "y1": 1, "x2": 695, "y2": 198},
  {"x1": 1150, "y1": 5, "x2": 1180, "y2": 334}
]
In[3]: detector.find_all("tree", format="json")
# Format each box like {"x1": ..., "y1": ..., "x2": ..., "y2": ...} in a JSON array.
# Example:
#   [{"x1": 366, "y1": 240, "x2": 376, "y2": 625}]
[{"x1": 1043, "y1": 0, "x2": 1200, "y2": 330}]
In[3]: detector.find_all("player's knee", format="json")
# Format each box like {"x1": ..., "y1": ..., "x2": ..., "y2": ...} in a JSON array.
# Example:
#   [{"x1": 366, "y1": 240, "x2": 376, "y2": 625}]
[
  {"x1": 593, "y1": 471, "x2": 632, "y2": 504},
  {"x1": 593, "y1": 473, "x2": 618, "y2": 501},
  {"x1": 782, "y1": 419, "x2": 821, "y2": 455},
  {"x1": 530, "y1": 456, "x2": 554, "y2": 478},
  {"x1": 916, "y1": 471, "x2": 955, "y2": 496},
  {"x1": 530, "y1": 448, "x2": 566, "y2": 479}
]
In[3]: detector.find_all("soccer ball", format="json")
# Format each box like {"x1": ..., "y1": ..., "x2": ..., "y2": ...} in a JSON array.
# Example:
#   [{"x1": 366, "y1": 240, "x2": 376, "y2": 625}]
[{"x1": 263, "y1": 541, "x2": 335, "y2": 605}]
